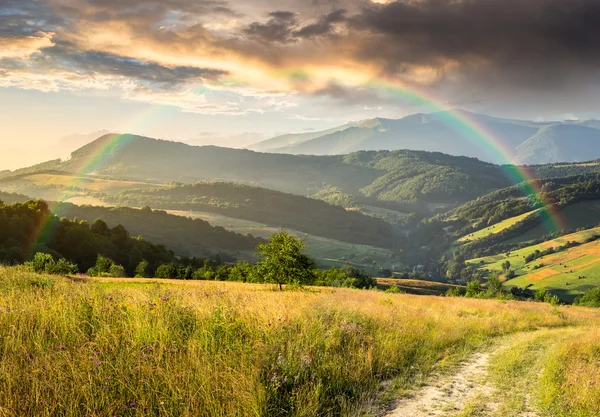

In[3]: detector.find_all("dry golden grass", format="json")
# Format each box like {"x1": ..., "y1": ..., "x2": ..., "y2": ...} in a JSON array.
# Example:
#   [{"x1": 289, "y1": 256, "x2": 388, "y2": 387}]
[
  {"x1": 1, "y1": 267, "x2": 599, "y2": 416},
  {"x1": 539, "y1": 327, "x2": 600, "y2": 416}
]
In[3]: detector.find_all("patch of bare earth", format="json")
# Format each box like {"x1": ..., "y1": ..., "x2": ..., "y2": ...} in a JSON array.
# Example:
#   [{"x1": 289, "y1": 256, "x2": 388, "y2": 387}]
[{"x1": 385, "y1": 351, "x2": 496, "y2": 416}]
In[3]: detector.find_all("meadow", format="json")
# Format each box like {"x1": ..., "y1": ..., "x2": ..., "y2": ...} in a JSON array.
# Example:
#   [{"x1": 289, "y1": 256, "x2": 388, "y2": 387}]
[
  {"x1": 1, "y1": 267, "x2": 599, "y2": 416},
  {"x1": 503, "y1": 200, "x2": 600, "y2": 245},
  {"x1": 166, "y1": 210, "x2": 396, "y2": 273}
]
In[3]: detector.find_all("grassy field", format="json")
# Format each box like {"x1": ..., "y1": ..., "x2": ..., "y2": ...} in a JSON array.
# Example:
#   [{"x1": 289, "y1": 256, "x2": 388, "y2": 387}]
[
  {"x1": 503, "y1": 200, "x2": 600, "y2": 245},
  {"x1": 375, "y1": 278, "x2": 462, "y2": 296},
  {"x1": 1, "y1": 267, "x2": 599, "y2": 416},
  {"x1": 167, "y1": 210, "x2": 396, "y2": 272},
  {"x1": 0, "y1": 172, "x2": 165, "y2": 202},
  {"x1": 469, "y1": 226, "x2": 600, "y2": 302},
  {"x1": 458, "y1": 209, "x2": 540, "y2": 243}
]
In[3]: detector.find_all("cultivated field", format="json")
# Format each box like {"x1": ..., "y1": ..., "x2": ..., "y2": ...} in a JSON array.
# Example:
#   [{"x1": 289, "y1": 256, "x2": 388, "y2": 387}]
[
  {"x1": 470, "y1": 226, "x2": 600, "y2": 301},
  {"x1": 1, "y1": 267, "x2": 599, "y2": 416}
]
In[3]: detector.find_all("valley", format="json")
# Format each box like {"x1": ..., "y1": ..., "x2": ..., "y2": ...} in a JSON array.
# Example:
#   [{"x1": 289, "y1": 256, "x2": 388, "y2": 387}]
[{"x1": 4, "y1": 3, "x2": 600, "y2": 415}]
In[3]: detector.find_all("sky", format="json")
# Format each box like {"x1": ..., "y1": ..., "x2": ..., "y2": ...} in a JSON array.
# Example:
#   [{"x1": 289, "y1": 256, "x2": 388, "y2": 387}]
[{"x1": 1, "y1": 0, "x2": 600, "y2": 170}]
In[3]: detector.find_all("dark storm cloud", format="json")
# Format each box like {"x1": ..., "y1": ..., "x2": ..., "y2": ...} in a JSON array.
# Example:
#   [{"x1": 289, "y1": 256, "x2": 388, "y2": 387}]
[
  {"x1": 293, "y1": 9, "x2": 346, "y2": 38},
  {"x1": 349, "y1": 0, "x2": 600, "y2": 84},
  {"x1": 243, "y1": 11, "x2": 298, "y2": 43}
]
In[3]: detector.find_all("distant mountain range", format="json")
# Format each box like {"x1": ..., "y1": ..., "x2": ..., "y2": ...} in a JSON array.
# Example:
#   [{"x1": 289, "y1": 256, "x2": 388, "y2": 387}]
[{"x1": 248, "y1": 110, "x2": 600, "y2": 165}]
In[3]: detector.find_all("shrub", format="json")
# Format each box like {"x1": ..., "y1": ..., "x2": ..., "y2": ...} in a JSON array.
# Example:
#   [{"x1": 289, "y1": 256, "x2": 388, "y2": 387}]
[
  {"x1": 27, "y1": 253, "x2": 78, "y2": 276},
  {"x1": 574, "y1": 287, "x2": 600, "y2": 307},
  {"x1": 87, "y1": 255, "x2": 126, "y2": 277}
]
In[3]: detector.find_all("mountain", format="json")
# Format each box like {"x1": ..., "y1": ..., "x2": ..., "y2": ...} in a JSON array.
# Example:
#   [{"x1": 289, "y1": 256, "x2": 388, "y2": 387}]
[
  {"x1": 100, "y1": 182, "x2": 403, "y2": 249},
  {"x1": 10, "y1": 134, "x2": 524, "y2": 209},
  {"x1": 254, "y1": 111, "x2": 541, "y2": 162},
  {"x1": 252, "y1": 110, "x2": 600, "y2": 165},
  {"x1": 514, "y1": 124, "x2": 600, "y2": 165},
  {"x1": 247, "y1": 123, "x2": 358, "y2": 152},
  {"x1": 6, "y1": 133, "x2": 600, "y2": 216}
]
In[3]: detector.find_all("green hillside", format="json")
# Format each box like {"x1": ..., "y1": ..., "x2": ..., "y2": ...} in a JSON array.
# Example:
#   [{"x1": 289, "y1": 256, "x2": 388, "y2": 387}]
[
  {"x1": 165, "y1": 209, "x2": 396, "y2": 273},
  {"x1": 469, "y1": 227, "x2": 600, "y2": 302},
  {"x1": 101, "y1": 182, "x2": 403, "y2": 249},
  {"x1": 503, "y1": 200, "x2": 600, "y2": 245},
  {"x1": 458, "y1": 209, "x2": 540, "y2": 243},
  {"x1": 52, "y1": 203, "x2": 264, "y2": 260}
]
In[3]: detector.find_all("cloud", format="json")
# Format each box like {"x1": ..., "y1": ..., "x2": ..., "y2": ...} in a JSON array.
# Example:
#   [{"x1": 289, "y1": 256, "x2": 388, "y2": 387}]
[
  {"x1": 293, "y1": 9, "x2": 346, "y2": 39},
  {"x1": 349, "y1": 0, "x2": 600, "y2": 86},
  {"x1": 3, "y1": 0, "x2": 600, "y2": 118},
  {"x1": 0, "y1": 32, "x2": 54, "y2": 59},
  {"x1": 244, "y1": 11, "x2": 298, "y2": 43}
]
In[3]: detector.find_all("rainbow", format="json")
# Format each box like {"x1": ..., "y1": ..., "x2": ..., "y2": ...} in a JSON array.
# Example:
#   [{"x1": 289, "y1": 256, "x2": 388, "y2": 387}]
[
  {"x1": 365, "y1": 79, "x2": 569, "y2": 233},
  {"x1": 28, "y1": 77, "x2": 569, "y2": 256}
]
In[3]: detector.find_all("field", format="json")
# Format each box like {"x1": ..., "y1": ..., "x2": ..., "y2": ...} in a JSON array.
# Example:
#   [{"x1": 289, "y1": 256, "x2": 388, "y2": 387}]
[
  {"x1": 167, "y1": 210, "x2": 396, "y2": 272},
  {"x1": 1, "y1": 267, "x2": 600, "y2": 416},
  {"x1": 375, "y1": 278, "x2": 462, "y2": 296},
  {"x1": 503, "y1": 200, "x2": 600, "y2": 245},
  {"x1": 458, "y1": 209, "x2": 540, "y2": 243},
  {"x1": 470, "y1": 226, "x2": 600, "y2": 302},
  {"x1": 0, "y1": 172, "x2": 164, "y2": 201}
]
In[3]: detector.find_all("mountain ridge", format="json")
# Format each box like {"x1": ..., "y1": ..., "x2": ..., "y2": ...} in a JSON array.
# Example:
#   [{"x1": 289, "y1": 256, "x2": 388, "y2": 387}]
[{"x1": 252, "y1": 110, "x2": 600, "y2": 164}]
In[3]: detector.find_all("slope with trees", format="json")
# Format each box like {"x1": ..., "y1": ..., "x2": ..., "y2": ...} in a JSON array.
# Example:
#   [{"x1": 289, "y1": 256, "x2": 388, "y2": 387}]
[{"x1": 101, "y1": 182, "x2": 403, "y2": 249}]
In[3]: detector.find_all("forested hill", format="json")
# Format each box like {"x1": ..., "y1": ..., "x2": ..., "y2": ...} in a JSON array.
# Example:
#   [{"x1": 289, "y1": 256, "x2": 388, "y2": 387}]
[
  {"x1": 53, "y1": 203, "x2": 263, "y2": 260},
  {"x1": 5, "y1": 134, "x2": 600, "y2": 212},
  {"x1": 62, "y1": 134, "x2": 381, "y2": 196},
  {"x1": 101, "y1": 182, "x2": 403, "y2": 249},
  {"x1": 0, "y1": 200, "x2": 174, "y2": 275},
  {"x1": 9, "y1": 134, "x2": 516, "y2": 206},
  {"x1": 0, "y1": 193, "x2": 264, "y2": 260}
]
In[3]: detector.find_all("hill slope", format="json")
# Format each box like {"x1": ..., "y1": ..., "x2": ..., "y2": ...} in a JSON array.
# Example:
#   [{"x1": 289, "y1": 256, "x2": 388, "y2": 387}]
[
  {"x1": 515, "y1": 124, "x2": 600, "y2": 165},
  {"x1": 470, "y1": 227, "x2": 600, "y2": 302},
  {"x1": 253, "y1": 110, "x2": 600, "y2": 165},
  {"x1": 101, "y1": 182, "x2": 403, "y2": 249},
  {"x1": 264, "y1": 111, "x2": 540, "y2": 163}
]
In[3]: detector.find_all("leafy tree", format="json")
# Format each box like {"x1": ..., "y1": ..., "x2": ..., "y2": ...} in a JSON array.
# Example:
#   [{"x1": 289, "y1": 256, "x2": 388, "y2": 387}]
[{"x1": 256, "y1": 232, "x2": 315, "y2": 290}]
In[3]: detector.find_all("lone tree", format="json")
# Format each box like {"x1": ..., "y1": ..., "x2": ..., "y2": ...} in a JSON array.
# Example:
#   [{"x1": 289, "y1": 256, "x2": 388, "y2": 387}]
[{"x1": 256, "y1": 231, "x2": 315, "y2": 290}]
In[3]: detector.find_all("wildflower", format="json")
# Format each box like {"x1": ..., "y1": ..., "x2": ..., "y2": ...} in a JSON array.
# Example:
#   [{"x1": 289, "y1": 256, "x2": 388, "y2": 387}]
[
  {"x1": 160, "y1": 296, "x2": 169, "y2": 302},
  {"x1": 130, "y1": 403, "x2": 137, "y2": 408},
  {"x1": 147, "y1": 347, "x2": 154, "y2": 352},
  {"x1": 60, "y1": 345, "x2": 66, "y2": 350}
]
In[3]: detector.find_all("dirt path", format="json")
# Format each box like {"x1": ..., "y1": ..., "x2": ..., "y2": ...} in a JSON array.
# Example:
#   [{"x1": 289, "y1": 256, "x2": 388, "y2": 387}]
[
  {"x1": 385, "y1": 350, "x2": 498, "y2": 417},
  {"x1": 382, "y1": 328, "x2": 575, "y2": 417}
]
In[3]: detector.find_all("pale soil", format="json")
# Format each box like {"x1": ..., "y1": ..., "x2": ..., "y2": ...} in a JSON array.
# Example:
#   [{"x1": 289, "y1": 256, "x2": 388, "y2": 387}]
[
  {"x1": 385, "y1": 351, "x2": 499, "y2": 417},
  {"x1": 383, "y1": 329, "x2": 556, "y2": 417}
]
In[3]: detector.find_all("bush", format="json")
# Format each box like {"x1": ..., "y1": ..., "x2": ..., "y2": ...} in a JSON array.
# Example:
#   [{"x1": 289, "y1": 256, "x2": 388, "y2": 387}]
[
  {"x1": 465, "y1": 280, "x2": 482, "y2": 297},
  {"x1": 87, "y1": 256, "x2": 126, "y2": 277},
  {"x1": 574, "y1": 287, "x2": 600, "y2": 307},
  {"x1": 135, "y1": 260, "x2": 151, "y2": 278},
  {"x1": 27, "y1": 253, "x2": 78, "y2": 276}
]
